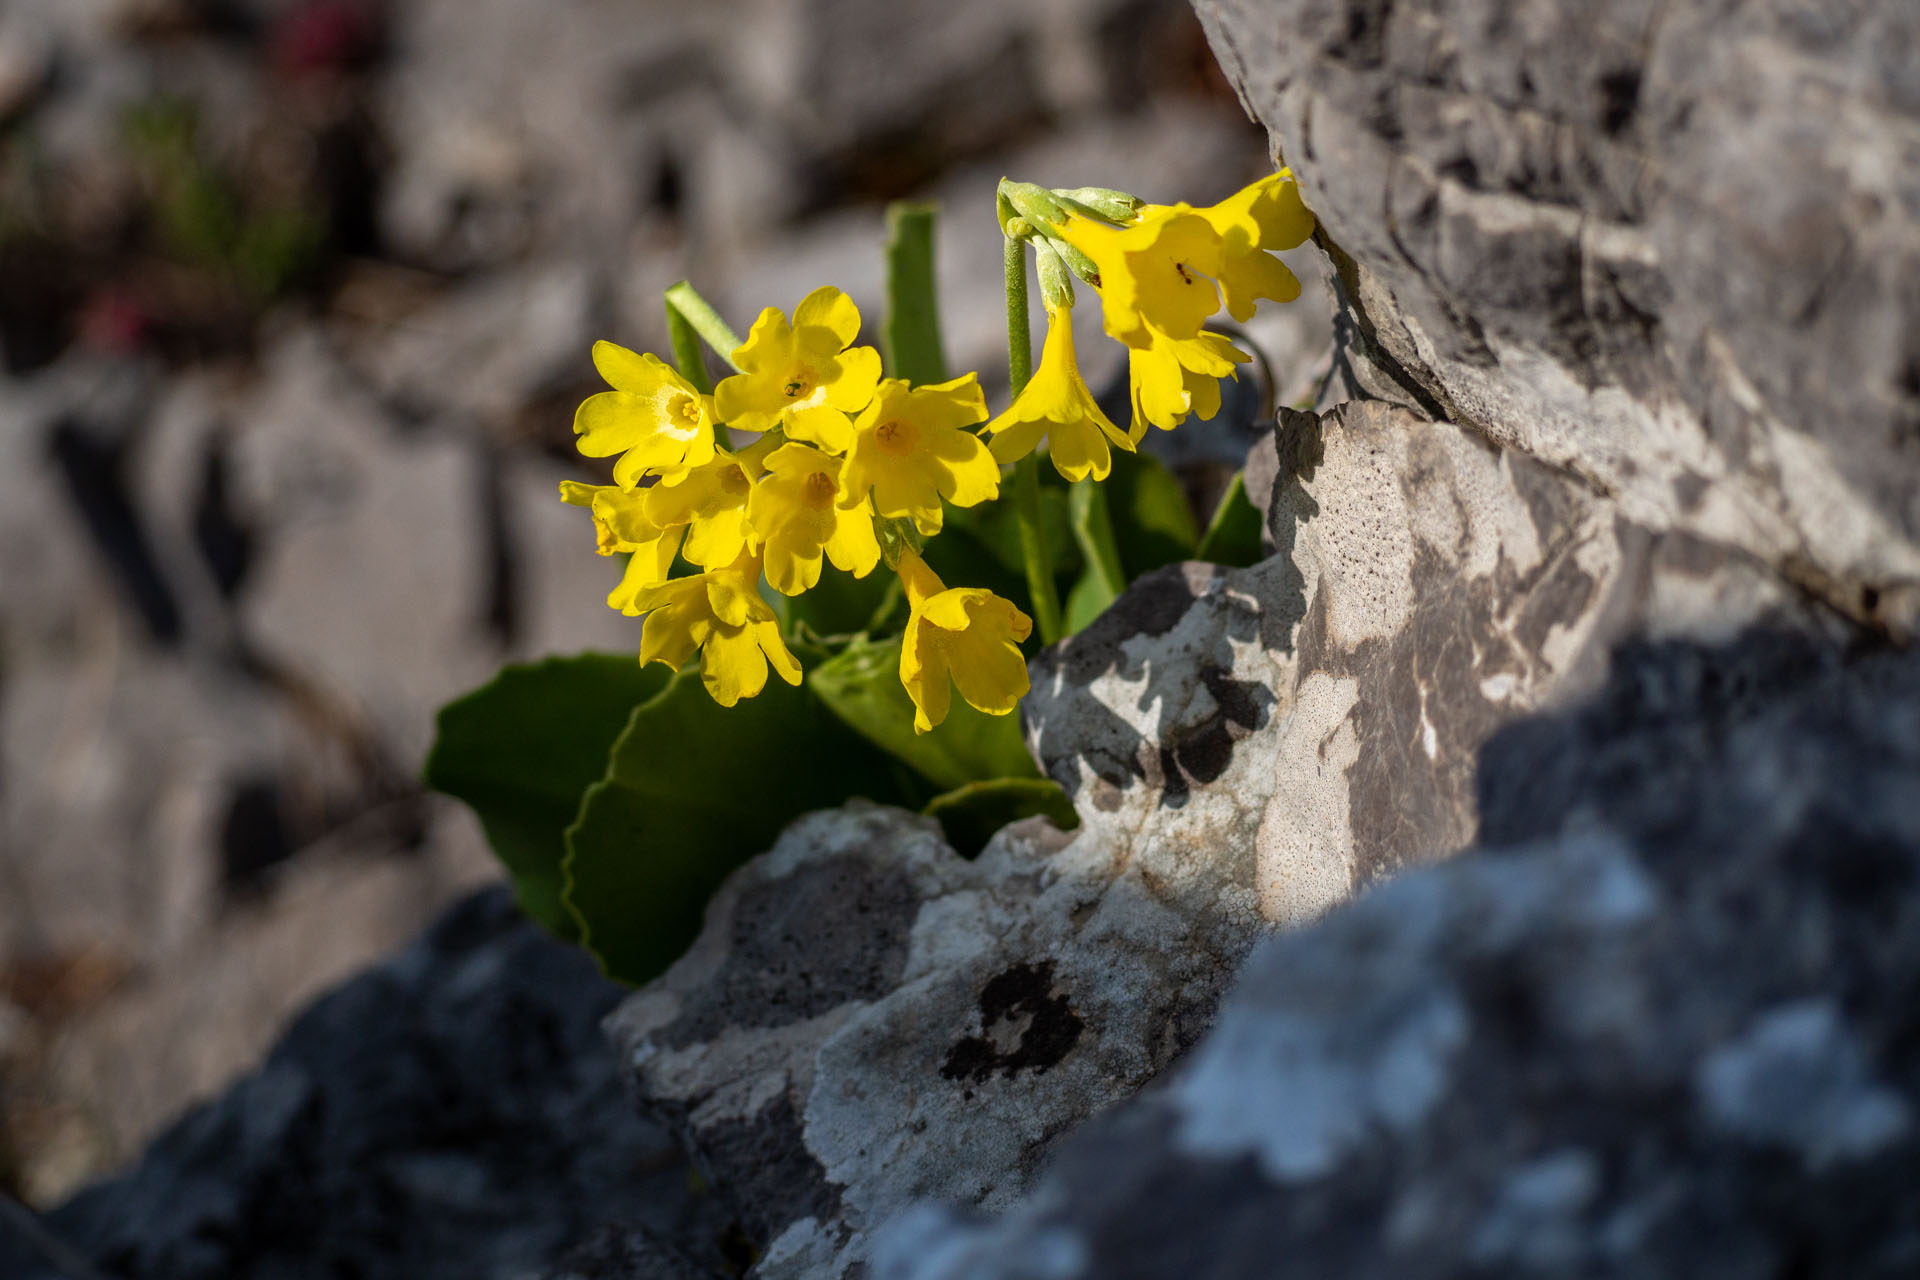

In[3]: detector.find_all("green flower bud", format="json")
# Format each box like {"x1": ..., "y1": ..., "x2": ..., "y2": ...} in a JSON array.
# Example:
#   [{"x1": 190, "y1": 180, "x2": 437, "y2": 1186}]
[
  {"x1": 1052, "y1": 186, "x2": 1145, "y2": 224},
  {"x1": 1035, "y1": 240, "x2": 1075, "y2": 310},
  {"x1": 998, "y1": 179, "x2": 1071, "y2": 233},
  {"x1": 1044, "y1": 235, "x2": 1100, "y2": 289}
]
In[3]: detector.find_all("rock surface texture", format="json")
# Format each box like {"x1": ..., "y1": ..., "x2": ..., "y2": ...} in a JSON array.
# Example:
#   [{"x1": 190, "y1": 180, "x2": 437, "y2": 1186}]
[
  {"x1": 1195, "y1": 0, "x2": 1920, "y2": 634},
  {"x1": 11, "y1": 889, "x2": 720, "y2": 1280},
  {"x1": 871, "y1": 633, "x2": 1920, "y2": 1280}
]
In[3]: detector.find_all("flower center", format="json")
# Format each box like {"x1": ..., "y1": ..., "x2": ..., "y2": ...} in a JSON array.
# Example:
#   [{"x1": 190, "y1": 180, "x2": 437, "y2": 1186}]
[
  {"x1": 803, "y1": 469, "x2": 838, "y2": 508},
  {"x1": 875, "y1": 419, "x2": 918, "y2": 453},
  {"x1": 718, "y1": 465, "x2": 750, "y2": 497},
  {"x1": 669, "y1": 394, "x2": 703, "y2": 428},
  {"x1": 783, "y1": 367, "x2": 817, "y2": 400}
]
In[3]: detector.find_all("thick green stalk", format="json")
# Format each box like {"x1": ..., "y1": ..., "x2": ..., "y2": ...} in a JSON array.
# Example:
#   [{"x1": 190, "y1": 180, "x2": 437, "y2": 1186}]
[
  {"x1": 882, "y1": 202, "x2": 948, "y2": 386},
  {"x1": 1004, "y1": 236, "x2": 1062, "y2": 645},
  {"x1": 664, "y1": 281, "x2": 744, "y2": 371},
  {"x1": 664, "y1": 280, "x2": 741, "y2": 450}
]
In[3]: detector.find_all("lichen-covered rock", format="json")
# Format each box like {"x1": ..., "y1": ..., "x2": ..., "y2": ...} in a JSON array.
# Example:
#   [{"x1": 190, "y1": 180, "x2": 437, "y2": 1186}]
[
  {"x1": 606, "y1": 799, "x2": 1266, "y2": 1279},
  {"x1": 871, "y1": 632, "x2": 1920, "y2": 1280},
  {"x1": 1245, "y1": 399, "x2": 1828, "y2": 923},
  {"x1": 1192, "y1": 0, "x2": 1920, "y2": 633}
]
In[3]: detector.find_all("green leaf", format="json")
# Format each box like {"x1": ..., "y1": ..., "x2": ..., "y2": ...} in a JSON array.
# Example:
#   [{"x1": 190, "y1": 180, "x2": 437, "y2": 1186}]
[
  {"x1": 1064, "y1": 568, "x2": 1112, "y2": 635},
  {"x1": 1104, "y1": 448, "x2": 1199, "y2": 577},
  {"x1": 563, "y1": 669, "x2": 914, "y2": 985},
  {"x1": 424, "y1": 654, "x2": 669, "y2": 939},
  {"x1": 1068, "y1": 478, "x2": 1127, "y2": 628},
  {"x1": 922, "y1": 777, "x2": 1079, "y2": 859},
  {"x1": 808, "y1": 636, "x2": 1040, "y2": 793},
  {"x1": 784, "y1": 562, "x2": 897, "y2": 639},
  {"x1": 1195, "y1": 470, "x2": 1267, "y2": 567},
  {"x1": 882, "y1": 202, "x2": 948, "y2": 386}
]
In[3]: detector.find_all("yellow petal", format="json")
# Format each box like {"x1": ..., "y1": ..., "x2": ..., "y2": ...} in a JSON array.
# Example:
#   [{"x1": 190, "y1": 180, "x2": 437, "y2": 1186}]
[
  {"x1": 1216, "y1": 248, "x2": 1301, "y2": 323},
  {"x1": 592, "y1": 342, "x2": 676, "y2": 395},
  {"x1": 825, "y1": 345, "x2": 883, "y2": 413},
  {"x1": 701, "y1": 625, "x2": 769, "y2": 707},
  {"x1": 792, "y1": 286, "x2": 862, "y2": 349},
  {"x1": 786, "y1": 404, "x2": 856, "y2": 454},
  {"x1": 755, "y1": 619, "x2": 804, "y2": 688},
  {"x1": 824, "y1": 504, "x2": 881, "y2": 577}
]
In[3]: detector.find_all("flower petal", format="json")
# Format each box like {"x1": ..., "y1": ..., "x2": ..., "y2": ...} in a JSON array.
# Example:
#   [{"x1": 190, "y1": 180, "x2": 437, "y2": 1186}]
[{"x1": 792, "y1": 286, "x2": 862, "y2": 349}]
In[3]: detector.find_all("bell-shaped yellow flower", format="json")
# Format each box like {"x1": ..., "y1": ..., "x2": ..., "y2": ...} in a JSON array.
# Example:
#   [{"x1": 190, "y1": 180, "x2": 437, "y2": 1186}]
[
  {"x1": 641, "y1": 449, "x2": 756, "y2": 569},
  {"x1": 1126, "y1": 325, "x2": 1250, "y2": 439},
  {"x1": 559, "y1": 480, "x2": 682, "y2": 611},
  {"x1": 1195, "y1": 171, "x2": 1314, "y2": 322},
  {"x1": 895, "y1": 551, "x2": 1033, "y2": 734},
  {"x1": 746, "y1": 443, "x2": 881, "y2": 595},
  {"x1": 629, "y1": 552, "x2": 802, "y2": 707},
  {"x1": 983, "y1": 303, "x2": 1136, "y2": 482},
  {"x1": 713, "y1": 286, "x2": 882, "y2": 437},
  {"x1": 572, "y1": 342, "x2": 718, "y2": 487},
  {"x1": 837, "y1": 374, "x2": 998, "y2": 536},
  {"x1": 1052, "y1": 207, "x2": 1223, "y2": 349}
]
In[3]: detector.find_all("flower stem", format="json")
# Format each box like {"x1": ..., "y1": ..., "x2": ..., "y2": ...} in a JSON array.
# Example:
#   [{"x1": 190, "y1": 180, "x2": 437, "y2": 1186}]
[
  {"x1": 664, "y1": 281, "x2": 744, "y2": 372},
  {"x1": 1004, "y1": 236, "x2": 1062, "y2": 645},
  {"x1": 664, "y1": 280, "x2": 740, "y2": 449}
]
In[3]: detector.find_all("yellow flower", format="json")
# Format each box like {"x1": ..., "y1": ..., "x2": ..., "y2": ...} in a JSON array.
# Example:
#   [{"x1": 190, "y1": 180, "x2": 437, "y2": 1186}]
[
  {"x1": 1194, "y1": 171, "x2": 1314, "y2": 322},
  {"x1": 559, "y1": 480, "x2": 682, "y2": 611},
  {"x1": 629, "y1": 552, "x2": 801, "y2": 707},
  {"x1": 1126, "y1": 326, "x2": 1250, "y2": 439},
  {"x1": 713, "y1": 286, "x2": 882, "y2": 441},
  {"x1": 837, "y1": 374, "x2": 999, "y2": 536},
  {"x1": 641, "y1": 449, "x2": 756, "y2": 569},
  {"x1": 983, "y1": 303, "x2": 1135, "y2": 482},
  {"x1": 1052, "y1": 207, "x2": 1223, "y2": 349},
  {"x1": 745, "y1": 443, "x2": 882, "y2": 595},
  {"x1": 572, "y1": 342, "x2": 718, "y2": 487},
  {"x1": 896, "y1": 551, "x2": 1032, "y2": 734}
]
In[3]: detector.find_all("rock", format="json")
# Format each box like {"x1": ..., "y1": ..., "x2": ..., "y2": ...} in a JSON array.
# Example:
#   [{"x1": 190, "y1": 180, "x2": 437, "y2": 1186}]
[
  {"x1": 606, "y1": 797, "x2": 1263, "y2": 1280},
  {"x1": 231, "y1": 329, "x2": 497, "y2": 765},
  {"x1": 1192, "y1": 0, "x2": 1920, "y2": 633},
  {"x1": 38, "y1": 886, "x2": 720, "y2": 1280},
  {"x1": 869, "y1": 631, "x2": 1920, "y2": 1280}
]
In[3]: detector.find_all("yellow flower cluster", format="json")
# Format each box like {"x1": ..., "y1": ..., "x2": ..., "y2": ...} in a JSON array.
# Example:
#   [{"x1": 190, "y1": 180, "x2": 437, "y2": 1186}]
[
  {"x1": 562, "y1": 170, "x2": 1314, "y2": 731},
  {"x1": 566, "y1": 285, "x2": 1019, "y2": 728}
]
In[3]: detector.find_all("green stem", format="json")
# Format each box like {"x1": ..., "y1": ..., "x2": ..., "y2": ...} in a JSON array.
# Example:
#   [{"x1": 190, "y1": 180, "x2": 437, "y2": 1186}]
[
  {"x1": 1070, "y1": 478, "x2": 1126, "y2": 600},
  {"x1": 664, "y1": 280, "x2": 741, "y2": 450},
  {"x1": 663, "y1": 297, "x2": 713, "y2": 395},
  {"x1": 664, "y1": 281, "x2": 744, "y2": 372},
  {"x1": 882, "y1": 202, "x2": 948, "y2": 386},
  {"x1": 1004, "y1": 237, "x2": 1062, "y2": 645}
]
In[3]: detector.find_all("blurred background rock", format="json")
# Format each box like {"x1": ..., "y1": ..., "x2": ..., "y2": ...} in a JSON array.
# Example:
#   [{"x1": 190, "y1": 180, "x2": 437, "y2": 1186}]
[{"x1": 0, "y1": 0, "x2": 1326, "y2": 1206}]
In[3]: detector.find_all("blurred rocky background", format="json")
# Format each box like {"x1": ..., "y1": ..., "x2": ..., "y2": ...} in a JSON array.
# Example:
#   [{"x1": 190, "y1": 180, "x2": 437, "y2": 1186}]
[{"x1": 0, "y1": 0, "x2": 1310, "y2": 1210}]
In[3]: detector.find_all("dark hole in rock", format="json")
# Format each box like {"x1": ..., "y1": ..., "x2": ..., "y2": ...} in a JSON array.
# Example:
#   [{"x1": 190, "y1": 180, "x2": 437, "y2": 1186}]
[
  {"x1": 219, "y1": 774, "x2": 295, "y2": 898},
  {"x1": 192, "y1": 430, "x2": 253, "y2": 598},
  {"x1": 941, "y1": 961, "x2": 1084, "y2": 1085},
  {"x1": 1598, "y1": 68, "x2": 1641, "y2": 135},
  {"x1": 47, "y1": 417, "x2": 182, "y2": 645}
]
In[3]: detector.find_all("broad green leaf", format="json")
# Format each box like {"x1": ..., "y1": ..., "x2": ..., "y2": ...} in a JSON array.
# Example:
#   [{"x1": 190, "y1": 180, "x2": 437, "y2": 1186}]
[
  {"x1": 784, "y1": 561, "x2": 898, "y2": 638},
  {"x1": 808, "y1": 636, "x2": 1040, "y2": 793},
  {"x1": 1195, "y1": 470, "x2": 1267, "y2": 567},
  {"x1": 882, "y1": 202, "x2": 948, "y2": 386},
  {"x1": 922, "y1": 777, "x2": 1079, "y2": 859},
  {"x1": 563, "y1": 669, "x2": 915, "y2": 984},
  {"x1": 1104, "y1": 447, "x2": 1199, "y2": 577},
  {"x1": 1064, "y1": 569, "x2": 1112, "y2": 635},
  {"x1": 424, "y1": 654, "x2": 668, "y2": 938}
]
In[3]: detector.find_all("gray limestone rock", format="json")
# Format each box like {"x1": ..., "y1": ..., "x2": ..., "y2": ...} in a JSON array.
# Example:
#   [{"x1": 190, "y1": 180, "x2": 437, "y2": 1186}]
[
  {"x1": 26, "y1": 886, "x2": 724, "y2": 1280},
  {"x1": 1193, "y1": 0, "x2": 1920, "y2": 634},
  {"x1": 869, "y1": 631, "x2": 1920, "y2": 1280},
  {"x1": 607, "y1": 797, "x2": 1264, "y2": 1279}
]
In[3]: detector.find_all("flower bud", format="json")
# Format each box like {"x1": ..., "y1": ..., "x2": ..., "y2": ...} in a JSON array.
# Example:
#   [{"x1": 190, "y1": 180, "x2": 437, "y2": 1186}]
[
  {"x1": 1044, "y1": 235, "x2": 1100, "y2": 289},
  {"x1": 1052, "y1": 186, "x2": 1145, "y2": 224},
  {"x1": 1035, "y1": 240, "x2": 1076, "y2": 310},
  {"x1": 998, "y1": 179, "x2": 1071, "y2": 233}
]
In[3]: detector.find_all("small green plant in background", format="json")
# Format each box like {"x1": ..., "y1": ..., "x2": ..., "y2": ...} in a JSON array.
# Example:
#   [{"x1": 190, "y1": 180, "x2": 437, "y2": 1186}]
[{"x1": 426, "y1": 169, "x2": 1315, "y2": 983}]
